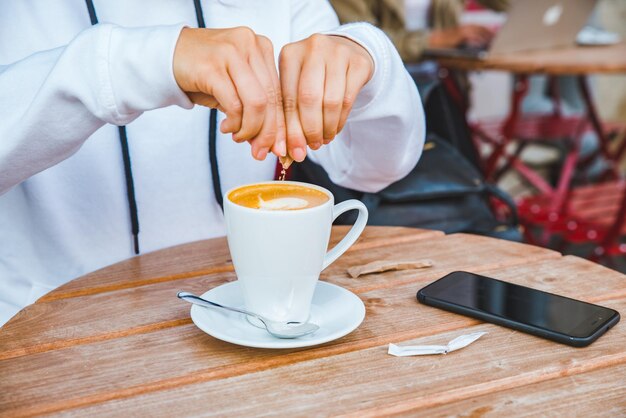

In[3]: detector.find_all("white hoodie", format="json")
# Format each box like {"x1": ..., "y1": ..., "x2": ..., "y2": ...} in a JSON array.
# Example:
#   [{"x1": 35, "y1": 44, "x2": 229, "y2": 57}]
[{"x1": 0, "y1": 0, "x2": 425, "y2": 325}]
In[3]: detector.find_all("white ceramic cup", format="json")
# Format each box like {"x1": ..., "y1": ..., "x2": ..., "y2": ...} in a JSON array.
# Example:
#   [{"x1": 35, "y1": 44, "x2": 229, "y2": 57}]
[{"x1": 224, "y1": 181, "x2": 368, "y2": 323}]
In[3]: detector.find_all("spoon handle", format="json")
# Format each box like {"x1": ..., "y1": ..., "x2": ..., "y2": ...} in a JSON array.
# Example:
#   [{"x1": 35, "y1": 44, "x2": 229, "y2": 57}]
[{"x1": 177, "y1": 292, "x2": 259, "y2": 320}]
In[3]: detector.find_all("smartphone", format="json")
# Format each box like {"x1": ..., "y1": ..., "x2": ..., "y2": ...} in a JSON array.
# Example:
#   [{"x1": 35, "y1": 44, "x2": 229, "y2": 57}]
[{"x1": 417, "y1": 271, "x2": 620, "y2": 347}]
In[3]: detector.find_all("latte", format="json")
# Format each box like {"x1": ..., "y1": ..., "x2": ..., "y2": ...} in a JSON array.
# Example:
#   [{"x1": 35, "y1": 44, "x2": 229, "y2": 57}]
[{"x1": 228, "y1": 183, "x2": 329, "y2": 210}]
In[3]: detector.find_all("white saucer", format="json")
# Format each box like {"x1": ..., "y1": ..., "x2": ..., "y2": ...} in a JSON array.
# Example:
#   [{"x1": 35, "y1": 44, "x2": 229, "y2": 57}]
[{"x1": 190, "y1": 281, "x2": 365, "y2": 349}]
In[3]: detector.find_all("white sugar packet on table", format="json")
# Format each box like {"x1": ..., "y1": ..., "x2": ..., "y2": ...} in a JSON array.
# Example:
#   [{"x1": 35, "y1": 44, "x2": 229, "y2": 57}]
[{"x1": 388, "y1": 332, "x2": 488, "y2": 357}]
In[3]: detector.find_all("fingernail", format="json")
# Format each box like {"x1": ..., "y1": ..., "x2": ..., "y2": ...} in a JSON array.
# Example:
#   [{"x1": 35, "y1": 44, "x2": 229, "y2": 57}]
[
  {"x1": 323, "y1": 138, "x2": 332, "y2": 145},
  {"x1": 310, "y1": 142, "x2": 322, "y2": 150},
  {"x1": 292, "y1": 147, "x2": 306, "y2": 162},
  {"x1": 256, "y1": 147, "x2": 269, "y2": 160},
  {"x1": 277, "y1": 141, "x2": 287, "y2": 157}
]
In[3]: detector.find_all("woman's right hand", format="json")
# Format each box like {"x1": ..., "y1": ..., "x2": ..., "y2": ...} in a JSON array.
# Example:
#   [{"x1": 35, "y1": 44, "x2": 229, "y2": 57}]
[
  {"x1": 173, "y1": 27, "x2": 286, "y2": 161},
  {"x1": 428, "y1": 24, "x2": 495, "y2": 48}
]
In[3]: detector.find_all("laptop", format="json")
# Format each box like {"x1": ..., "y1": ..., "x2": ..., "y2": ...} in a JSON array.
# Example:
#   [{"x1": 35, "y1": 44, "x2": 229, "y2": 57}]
[{"x1": 424, "y1": 0, "x2": 597, "y2": 60}]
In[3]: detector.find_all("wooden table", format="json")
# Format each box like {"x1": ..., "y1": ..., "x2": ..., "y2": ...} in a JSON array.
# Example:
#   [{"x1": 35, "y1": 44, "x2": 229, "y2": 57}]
[
  {"x1": 432, "y1": 42, "x2": 626, "y2": 75},
  {"x1": 1, "y1": 226, "x2": 625, "y2": 416}
]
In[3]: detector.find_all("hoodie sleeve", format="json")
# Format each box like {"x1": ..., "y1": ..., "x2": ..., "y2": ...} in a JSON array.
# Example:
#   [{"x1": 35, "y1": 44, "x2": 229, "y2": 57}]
[{"x1": 0, "y1": 23, "x2": 193, "y2": 195}]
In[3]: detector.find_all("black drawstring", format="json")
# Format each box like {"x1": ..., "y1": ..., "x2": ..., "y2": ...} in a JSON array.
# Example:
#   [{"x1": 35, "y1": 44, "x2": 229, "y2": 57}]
[
  {"x1": 84, "y1": 0, "x2": 222, "y2": 255},
  {"x1": 193, "y1": 0, "x2": 206, "y2": 29},
  {"x1": 85, "y1": 0, "x2": 98, "y2": 25},
  {"x1": 119, "y1": 129, "x2": 140, "y2": 255},
  {"x1": 208, "y1": 109, "x2": 223, "y2": 209},
  {"x1": 118, "y1": 126, "x2": 140, "y2": 253},
  {"x1": 84, "y1": 0, "x2": 140, "y2": 254}
]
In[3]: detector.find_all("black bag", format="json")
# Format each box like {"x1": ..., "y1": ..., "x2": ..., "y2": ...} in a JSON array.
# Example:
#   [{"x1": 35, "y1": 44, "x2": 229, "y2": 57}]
[
  {"x1": 291, "y1": 134, "x2": 522, "y2": 241},
  {"x1": 292, "y1": 69, "x2": 521, "y2": 241},
  {"x1": 422, "y1": 81, "x2": 482, "y2": 170}
]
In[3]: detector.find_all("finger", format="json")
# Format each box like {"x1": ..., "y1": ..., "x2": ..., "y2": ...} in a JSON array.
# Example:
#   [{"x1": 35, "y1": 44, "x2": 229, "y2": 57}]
[
  {"x1": 463, "y1": 25, "x2": 492, "y2": 45},
  {"x1": 479, "y1": 29, "x2": 495, "y2": 44},
  {"x1": 298, "y1": 57, "x2": 325, "y2": 150},
  {"x1": 187, "y1": 92, "x2": 219, "y2": 109},
  {"x1": 474, "y1": 25, "x2": 494, "y2": 40},
  {"x1": 337, "y1": 60, "x2": 369, "y2": 134},
  {"x1": 460, "y1": 30, "x2": 481, "y2": 45},
  {"x1": 322, "y1": 59, "x2": 347, "y2": 142},
  {"x1": 247, "y1": 47, "x2": 277, "y2": 160},
  {"x1": 259, "y1": 38, "x2": 287, "y2": 158},
  {"x1": 226, "y1": 54, "x2": 267, "y2": 143},
  {"x1": 273, "y1": 83, "x2": 288, "y2": 158},
  {"x1": 468, "y1": 34, "x2": 490, "y2": 47},
  {"x1": 208, "y1": 76, "x2": 243, "y2": 136},
  {"x1": 258, "y1": 36, "x2": 287, "y2": 159},
  {"x1": 471, "y1": 29, "x2": 492, "y2": 44},
  {"x1": 279, "y1": 46, "x2": 307, "y2": 162},
  {"x1": 465, "y1": 36, "x2": 485, "y2": 47}
]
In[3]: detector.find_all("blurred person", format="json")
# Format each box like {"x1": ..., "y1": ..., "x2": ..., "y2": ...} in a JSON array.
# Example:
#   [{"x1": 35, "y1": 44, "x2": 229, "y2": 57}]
[
  {"x1": 330, "y1": 0, "x2": 509, "y2": 63},
  {"x1": 330, "y1": 0, "x2": 510, "y2": 169},
  {"x1": 0, "y1": 1, "x2": 425, "y2": 326}
]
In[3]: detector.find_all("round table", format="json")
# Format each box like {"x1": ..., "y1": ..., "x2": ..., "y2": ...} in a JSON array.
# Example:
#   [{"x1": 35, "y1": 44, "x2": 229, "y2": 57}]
[{"x1": 1, "y1": 226, "x2": 625, "y2": 416}]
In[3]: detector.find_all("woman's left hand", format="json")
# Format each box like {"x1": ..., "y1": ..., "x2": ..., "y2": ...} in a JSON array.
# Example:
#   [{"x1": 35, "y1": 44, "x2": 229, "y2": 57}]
[{"x1": 279, "y1": 34, "x2": 374, "y2": 162}]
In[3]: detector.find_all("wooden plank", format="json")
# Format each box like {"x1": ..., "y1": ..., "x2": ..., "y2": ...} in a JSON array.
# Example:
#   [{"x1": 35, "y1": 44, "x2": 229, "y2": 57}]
[
  {"x1": 406, "y1": 364, "x2": 626, "y2": 417},
  {"x1": 51, "y1": 298, "x2": 626, "y2": 418},
  {"x1": 1, "y1": 257, "x2": 624, "y2": 416},
  {"x1": 0, "y1": 303, "x2": 476, "y2": 416},
  {"x1": 0, "y1": 273, "x2": 236, "y2": 360},
  {"x1": 40, "y1": 226, "x2": 441, "y2": 302},
  {"x1": 0, "y1": 233, "x2": 557, "y2": 359},
  {"x1": 38, "y1": 239, "x2": 232, "y2": 302},
  {"x1": 479, "y1": 255, "x2": 626, "y2": 303},
  {"x1": 432, "y1": 42, "x2": 626, "y2": 75},
  {"x1": 331, "y1": 226, "x2": 443, "y2": 252},
  {"x1": 321, "y1": 233, "x2": 561, "y2": 294}
]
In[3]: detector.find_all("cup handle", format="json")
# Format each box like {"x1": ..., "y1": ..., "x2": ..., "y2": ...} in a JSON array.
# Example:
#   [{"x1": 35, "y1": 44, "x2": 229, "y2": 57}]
[{"x1": 322, "y1": 200, "x2": 369, "y2": 270}]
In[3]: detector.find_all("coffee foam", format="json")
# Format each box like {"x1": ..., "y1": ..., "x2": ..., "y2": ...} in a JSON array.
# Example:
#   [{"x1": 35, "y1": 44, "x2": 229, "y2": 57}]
[
  {"x1": 259, "y1": 197, "x2": 309, "y2": 211},
  {"x1": 229, "y1": 183, "x2": 329, "y2": 210}
]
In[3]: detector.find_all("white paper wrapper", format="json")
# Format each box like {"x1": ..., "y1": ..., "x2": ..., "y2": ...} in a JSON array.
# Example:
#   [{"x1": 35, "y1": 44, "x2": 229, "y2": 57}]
[{"x1": 388, "y1": 332, "x2": 488, "y2": 357}]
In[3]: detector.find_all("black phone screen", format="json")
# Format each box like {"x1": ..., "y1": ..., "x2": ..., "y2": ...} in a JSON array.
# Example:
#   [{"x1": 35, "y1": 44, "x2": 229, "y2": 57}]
[{"x1": 419, "y1": 271, "x2": 618, "y2": 338}]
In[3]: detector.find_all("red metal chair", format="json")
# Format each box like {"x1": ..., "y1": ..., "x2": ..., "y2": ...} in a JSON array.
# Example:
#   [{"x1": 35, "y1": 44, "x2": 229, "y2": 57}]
[
  {"x1": 519, "y1": 179, "x2": 626, "y2": 265},
  {"x1": 441, "y1": 69, "x2": 626, "y2": 257}
]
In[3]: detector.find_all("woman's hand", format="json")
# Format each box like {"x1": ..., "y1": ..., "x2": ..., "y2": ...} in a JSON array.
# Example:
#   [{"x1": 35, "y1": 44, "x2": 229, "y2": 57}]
[
  {"x1": 428, "y1": 25, "x2": 495, "y2": 48},
  {"x1": 279, "y1": 34, "x2": 374, "y2": 162},
  {"x1": 173, "y1": 27, "x2": 286, "y2": 161}
]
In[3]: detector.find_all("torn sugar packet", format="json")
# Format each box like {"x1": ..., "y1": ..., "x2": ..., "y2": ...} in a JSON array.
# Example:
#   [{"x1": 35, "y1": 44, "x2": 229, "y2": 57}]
[
  {"x1": 388, "y1": 332, "x2": 488, "y2": 357},
  {"x1": 347, "y1": 260, "x2": 433, "y2": 278}
]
